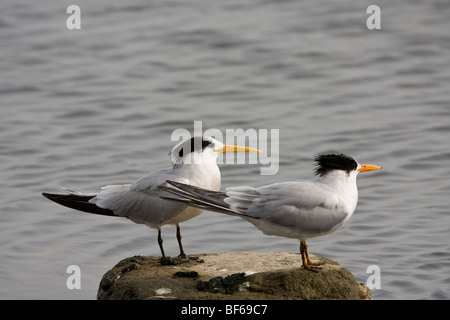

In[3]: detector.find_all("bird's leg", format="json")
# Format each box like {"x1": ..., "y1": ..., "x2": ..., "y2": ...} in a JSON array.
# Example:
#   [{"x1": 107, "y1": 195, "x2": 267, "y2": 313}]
[
  {"x1": 176, "y1": 224, "x2": 186, "y2": 258},
  {"x1": 176, "y1": 224, "x2": 198, "y2": 260},
  {"x1": 299, "y1": 240, "x2": 311, "y2": 270},
  {"x1": 158, "y1": 228, "x2": 166, "y2": 258},
  {"x1": 302, "y1": 240, "x2": 319, "y2": 266},
  {"x1": 300, "y1": 240, "x2": 322, "y2": 272}
]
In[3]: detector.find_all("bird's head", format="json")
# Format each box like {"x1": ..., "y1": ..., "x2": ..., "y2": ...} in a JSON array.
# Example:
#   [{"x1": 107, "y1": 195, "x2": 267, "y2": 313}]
[
  {"x1": 170, "y1": 136, "x2": 260, "y2": 167},
  {"x1": 314, "y1": 154, "x2": 382, "y2": 179}
]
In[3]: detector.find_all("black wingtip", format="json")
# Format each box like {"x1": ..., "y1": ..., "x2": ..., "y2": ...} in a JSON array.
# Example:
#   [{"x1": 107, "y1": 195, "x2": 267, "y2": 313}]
[
  {"x1": 42, "y1": 192, "x2": 53, "y2": 200},
  {"x1": 42, "y1": 192, "x2": 61, "y2": 203},
  {"x1": 42, "y1": 192, "x2": 116, "y2": 216}
]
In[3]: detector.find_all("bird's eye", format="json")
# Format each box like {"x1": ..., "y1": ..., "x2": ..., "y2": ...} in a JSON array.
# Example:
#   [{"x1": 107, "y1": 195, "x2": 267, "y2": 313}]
[{"x1": 202, "y1": 140, "x2": 212, "y2": 149}]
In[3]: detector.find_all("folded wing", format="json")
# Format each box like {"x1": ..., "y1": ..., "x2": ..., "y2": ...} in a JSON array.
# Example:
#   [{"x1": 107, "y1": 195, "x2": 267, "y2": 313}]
[{"x1": 161, "y1": 180, "x2": 350, "y2": 239}]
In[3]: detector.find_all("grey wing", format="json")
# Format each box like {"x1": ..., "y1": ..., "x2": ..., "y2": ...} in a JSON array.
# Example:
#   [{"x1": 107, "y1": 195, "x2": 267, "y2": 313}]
[
  {"x1": 91, "y1": 170, "x2": 190, "y2": 226},
  {"x1": 161, "y1": 180, "x2": 340, "y2": 218},
  {"x1": 160, "y1": 180, "x2": 350, "y2": 238},
  {"x1": 225, "y1": 181, "x2": 335, "y2": 217},
  {"x1": 226, "y1": 181, "x2": 350, "y2": 237}
]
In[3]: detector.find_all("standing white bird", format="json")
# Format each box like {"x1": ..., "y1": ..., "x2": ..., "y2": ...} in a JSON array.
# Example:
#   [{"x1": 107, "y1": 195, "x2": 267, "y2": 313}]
[
  {"x1": 159, "y1": 154, "x2": 382, "y2": 271},
  {"x1": 42, "y1": 136, "x2": 260, "y2": 263}
]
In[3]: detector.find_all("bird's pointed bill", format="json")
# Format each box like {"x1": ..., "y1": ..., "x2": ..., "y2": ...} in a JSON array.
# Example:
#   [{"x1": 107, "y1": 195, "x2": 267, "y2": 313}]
[
  {"x1": 358, "y1": 164, "x2": 383, "y2": 172},
  {"x1": 216, "y1": 144, "x2": 261, "y2": 154}
]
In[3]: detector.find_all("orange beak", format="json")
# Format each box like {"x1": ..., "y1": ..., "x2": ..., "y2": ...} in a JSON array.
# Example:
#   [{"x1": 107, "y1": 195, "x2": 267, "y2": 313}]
[
  {"x1": 358, "y1": 164, "x2": 383, "y2": 172},
  {"x1": 215, "y1": 144, "x2": 261, "y2": 154}
]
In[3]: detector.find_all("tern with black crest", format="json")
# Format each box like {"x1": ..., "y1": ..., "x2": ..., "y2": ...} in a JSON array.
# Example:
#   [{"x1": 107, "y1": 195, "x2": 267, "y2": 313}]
[
  {"x1": 42, "y1": 136, "x2": 260, "y2": 261},
  {"x1": 159, "y1": 154, "x2": 382, "y2": 271}
]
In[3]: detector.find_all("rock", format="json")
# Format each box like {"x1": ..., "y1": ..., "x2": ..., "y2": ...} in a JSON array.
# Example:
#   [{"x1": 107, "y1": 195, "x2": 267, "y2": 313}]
[{"x1": 97, "y1": 252, "x2": 371, "y2": 300}]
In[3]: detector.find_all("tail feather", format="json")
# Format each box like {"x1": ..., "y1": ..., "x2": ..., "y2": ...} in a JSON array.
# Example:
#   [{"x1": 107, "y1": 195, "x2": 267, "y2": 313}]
[{"x1": 42, "y1": 192, "x2": 116, "y2": 216}]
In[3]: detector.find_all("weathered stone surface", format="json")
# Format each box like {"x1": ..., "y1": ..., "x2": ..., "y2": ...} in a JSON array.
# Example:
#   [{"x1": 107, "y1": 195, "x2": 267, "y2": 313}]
[{"x1": 97, "y1": 252, "x2": 371, "y2": 300}]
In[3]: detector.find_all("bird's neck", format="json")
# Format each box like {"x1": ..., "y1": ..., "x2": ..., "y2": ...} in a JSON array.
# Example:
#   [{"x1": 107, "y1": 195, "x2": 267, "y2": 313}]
[
  {"x1": 173, "y1": 161, "x2": 221, "y2": 191},
  {"x1": 321, "y1": 170, "x2": 358, "y2": 212}
]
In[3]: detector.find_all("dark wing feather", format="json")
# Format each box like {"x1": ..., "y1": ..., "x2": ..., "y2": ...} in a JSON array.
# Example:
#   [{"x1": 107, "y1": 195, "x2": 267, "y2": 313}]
[
  {"x1": 42, "y1": 192, "x2": 116, "y2": 216},
  {"x1": 159, "y1": 181, "x2": 236, "y2": 214}
]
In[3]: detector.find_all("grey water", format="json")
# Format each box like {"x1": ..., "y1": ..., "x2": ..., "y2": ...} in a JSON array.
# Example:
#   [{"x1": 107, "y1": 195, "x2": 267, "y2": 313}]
[{"x1": 1, "y1": 0, "x2": 450, "y2": 300}]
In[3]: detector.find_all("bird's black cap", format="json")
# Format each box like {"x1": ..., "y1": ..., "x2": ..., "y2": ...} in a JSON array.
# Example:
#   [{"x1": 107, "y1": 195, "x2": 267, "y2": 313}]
[
  {"x1": 314, "y1": 154, "x2": 358, "y2": 176},
  {"x1": 169, "y1": 136, "x2": 214, "y2": 167}
]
